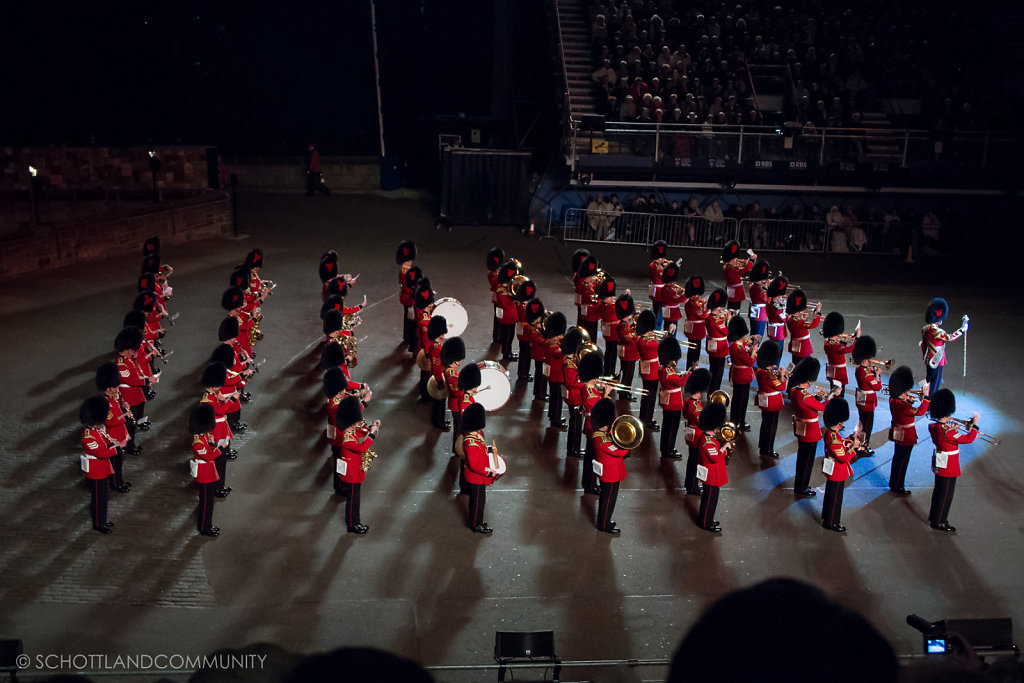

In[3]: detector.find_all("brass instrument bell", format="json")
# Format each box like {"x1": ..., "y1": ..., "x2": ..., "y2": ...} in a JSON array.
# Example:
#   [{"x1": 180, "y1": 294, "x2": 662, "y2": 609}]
[
  {"x1": 610, "y1": 414, "x2": 645, "y2": 450},
  {"x1": 709, "y1": 389, "x2": 731, "y2": 408},
  {"x1": 719, "y1": 422, "x2": 738, "y2": 442},
  {"x1": 575, "y1": 342, "x2": 601, "y2": 364}
]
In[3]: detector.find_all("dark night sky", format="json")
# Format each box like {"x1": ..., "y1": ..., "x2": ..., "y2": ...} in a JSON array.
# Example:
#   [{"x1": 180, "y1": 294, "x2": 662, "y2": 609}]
[{"x1": 1, "y1": 1, "x2": 499, "y2": 157}]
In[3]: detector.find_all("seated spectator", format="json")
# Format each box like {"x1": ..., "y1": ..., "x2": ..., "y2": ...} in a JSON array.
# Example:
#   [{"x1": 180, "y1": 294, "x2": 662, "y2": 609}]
[
  {"x1": 620, "y1": 95, "x2": 637, "y2": 120},
  {"x1": 592, "y1": 58, "x2": 617, "y2": 96}
]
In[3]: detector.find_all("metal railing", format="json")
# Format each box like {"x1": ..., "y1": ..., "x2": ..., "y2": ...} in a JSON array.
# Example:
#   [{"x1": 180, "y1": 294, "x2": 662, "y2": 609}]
[{"x1": 558, "y1": 210, "x2": 936, "y2": 257}]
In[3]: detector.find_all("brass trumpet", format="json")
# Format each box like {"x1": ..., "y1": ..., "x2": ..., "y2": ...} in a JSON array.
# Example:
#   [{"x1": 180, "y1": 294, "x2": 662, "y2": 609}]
[
  {"x1": 881, "y1": 386, "x2": 924, "y2": 399},
  {"x1": 644, "y1": 329, "x2": 698, "y2": 348},
  {"x1": 867, "y1": 357, "x2": 895, "y2": 370},
  {"x1": 596, "y1": 376, "x2": 649, "y2": 395},
  {"x1": 945, "y1": 417, "x2": 1001, "y2": 445}
]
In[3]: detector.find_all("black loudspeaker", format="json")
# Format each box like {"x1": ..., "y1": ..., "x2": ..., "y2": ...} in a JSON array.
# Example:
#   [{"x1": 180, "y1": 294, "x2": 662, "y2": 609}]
[
  {"x1": 580, "y1": 114, "x2": 606, "y2": 132},
  {"x1": 937, "y1": 618, "x2": 1014, "y2": 651}
]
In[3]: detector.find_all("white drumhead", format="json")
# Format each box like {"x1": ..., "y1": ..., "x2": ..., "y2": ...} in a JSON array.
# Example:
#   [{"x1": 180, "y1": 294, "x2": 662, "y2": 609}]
[
  {"x1": 432, "y1": 297, "x2": 468, "y2": 337},
  {"x1": 475, "y1": 360, "x2": 512, "y2": 411}
]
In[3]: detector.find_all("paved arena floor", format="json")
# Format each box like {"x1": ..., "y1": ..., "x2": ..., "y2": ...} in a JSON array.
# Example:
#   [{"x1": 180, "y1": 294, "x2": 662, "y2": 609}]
[{"x1": 0, "y1": 192, "x2": 1021, "y2": 681}]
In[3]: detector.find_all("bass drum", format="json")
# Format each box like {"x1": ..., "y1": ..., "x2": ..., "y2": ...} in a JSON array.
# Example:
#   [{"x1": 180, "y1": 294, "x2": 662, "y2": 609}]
[
  {"x1": 432, "y1": 297, "x2": 468, "y2": 337},
  {"x1": 474, "y1": 360, "x2": 512, "y2": 411}
]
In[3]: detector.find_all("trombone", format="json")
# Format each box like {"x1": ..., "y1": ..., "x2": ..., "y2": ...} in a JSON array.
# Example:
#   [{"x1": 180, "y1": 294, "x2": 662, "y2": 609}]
[
  {"x1": 643, "y1": 329, "x2": 697, "y2": 348},
  {"x1": 945, "y1": 417, "x2": 1001, "y2": 445},
  {"x1": 596, "y1": 375, "x2": 649, "y2": 395},
  {"x1": 881, "y1": 386, "x2": 925, "y2": 401}
]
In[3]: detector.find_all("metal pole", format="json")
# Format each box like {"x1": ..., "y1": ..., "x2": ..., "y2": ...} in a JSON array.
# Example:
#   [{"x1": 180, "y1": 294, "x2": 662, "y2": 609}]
[
  {"x1": 819, "y1": 128, "x2": 826, "y2": 166},
  {"x1": 737, "y1": 125, "x2": 744, "y2": 164},
  {"x1": 902, "y1": 131, "x2": 909, "y2": 168},
  {"x1": 369, "y1": 0, "x2": 386, "y2": 159}
]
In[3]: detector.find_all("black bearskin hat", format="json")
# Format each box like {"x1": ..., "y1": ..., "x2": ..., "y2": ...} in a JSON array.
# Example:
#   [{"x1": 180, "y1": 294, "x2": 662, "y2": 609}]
[
  {"x1": 658, "y1": 336, "x2": 682, "y2": 364},
  {"x1": 318, "y1": 251, "x2": 339, "y2": 283},
  {"x1": 635, "y1": 309, "x2": 656, "y2": 335},
  {"x1": 138, "y1": 272, "x2": 156, "y2": 293},
  {"x1": 596, "y1": 277, "x2": 615, "y2": 300},
  {"x1": 699, "y1": 402, "x2": 727, "y2": 432},
  {"x1": 497, "y1": 259, "x2": 519, "y2": 284},
  {"x1": 851, "y1": 336, "x2": 877, "y2": 364},
  {"x1": 201, "y1": 362, "x2": 227, "y2": 388},
  {"x1": 561, "y1": 328, "x2": 584, "y2": 356},
  {"x1": 925, "y1": 298, "x2": 949, "y2": 324},
  {"x1": 750, "y1": 259, "x2": 771, "y2": 282},
  {"x1": 218, "y1": 316, "x2": 239, "y2": 341},
  {"x1": 221, "y1": 287, "x2": 245, "y2": 311},
  {"x1": 123, "y1": 309, "x2": 147, "y2": 330},
  {"x1": 95, "y1": 363, "x2": 119, "y2": 391},
  {"x1": 229, "y1": 267, "x2": 250, "y2": 290},
  {"x1": 577, "y1": 255, "x2": 599, "y2": 279},
  {"x1": 244, "y1": 248, "x2": 264, "y2": 269},
  {"x1": 766, "y1": 276, "x2": 789, "y2": 298},
  {"x1": 323, "y1": 310, "x2": 344, "y2": 335},
  {"x1": 822, "y1": 312, "x2": 845, "y2": 338},
  {"x1": 661, "y1": 263, "x2": 679, "y2": 283},
  {"x1": 321, "y1": 295, "x2": 343, "y2": 320},
  {"x1": 543, "y1": 311, "x2": 567, "y2": 338},
  {"x1": 721, "y1": 239, "x2": 741, "y2": 262},
  {"x1": 757, "y1": 340, "x2": 781, "y2": 368},
  {"x1": 651, "y1": 240, "x2": 668, "y2": 258},
  {"x1": 114, "y1": 326, "x2": 143, "y2": 353},
  {"x1": 322, "y1": 342, "x2": 345, "y2": 370},
  {"x1": 413, "y1": 280, "x2": 434, "y2": 308},
  {"x1": 929, "y1": 388, "x2": 956, "y2": 419},
  {"x1": 514, "y1": 279, "x2": 537, "y2": 302},
  {"x1": 571, "y1": 248, "x2": 591, "y2": 274},
  {"x1": 395, "y1": 240, "x2": 416, "y2": 264},
  {"x1": 707, "y1": 288, "x2": 727, "y2": 311},
  {"x1": 336, "y1": 396, "x2": 363, "y2": 430},
  {"x1": 80, "y1": 395, "x2": 109, "y2": 427},
  {"x1": 684, "y1": 275, "x2": 705, "y2": 298},
  {"x1": 427, "y1": 315, "x2": 448, "y2": 341},
  {"x1": 685, "y1": 368, "x2": 711, "y2": 394},
  {"x1": 789, "y1": 357, "x2": 821, "y2": 386},
  {"x1": 404, "y1": 265, "x2": 423, "y2": 288},
  {"x1": 211, "y1": 343, "x2": 235, "y2": 367},
  {"x1": 525, "y1": 298, "x2": 545, "y2": 324},
  {"x1": 134, "y1": 291, "x2": 157, "y2": 313},
  {"x1": 727, "y1": 315, "x2": 748, "y2": 342},
  {"x1": 579, "y1": 351, "x2": 604, "y2": 382},
  {"x1": 786, "y1": 289, "x2": 808, "y2": 315},
  {"x1": 189, "y1": 403, "x2": 216, "y2": 435},
  {"x1": 142, "y1": 236, "x2": 160, "y2": 257},
  {"x1": 440, "y1": 337, "x2": 466, "y2": 366},
  {"x1": 590, "y1": 398, "x2": 616, "y2": 431},
  {"x1": 461, "y1": 403, "x2": 486, "y2": 433},
  {"x1": 614, "y1": 294, "x2": 636, "y2": 320},
  {"x1": 458, "y1": 363, "x2": 481, "y2": 391},
  {"x1": 325, "y1": 276, "x2": 349, "y2": 299},
  {"x1": 823, "y1": 397, "x2": 850, "y2": 428},
  {"x1": 141, "y1": 255, "x2": 160, "y2": 274},
  {"x1": 323, "y1": 367, "x2": 347, "y2": 397},
  {"x1": 486, "y1": 247, "x2": 505, "y2": 271},
  {"x1": 888, "y1": 366, "x2": 915, "y2": 399}
]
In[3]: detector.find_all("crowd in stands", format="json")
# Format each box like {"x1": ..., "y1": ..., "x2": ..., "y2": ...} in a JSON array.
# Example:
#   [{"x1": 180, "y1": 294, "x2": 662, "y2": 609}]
[
  {"x1": 587, "y1": 0, "x2": 1007, "y2": 131},
  {"x1": 582, "y1": 190, "x2": 971, "y2": 255}
]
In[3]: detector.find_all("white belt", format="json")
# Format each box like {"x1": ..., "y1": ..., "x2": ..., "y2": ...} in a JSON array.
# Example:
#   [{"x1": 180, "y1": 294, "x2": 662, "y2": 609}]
[
  {"x1": 796, "y1": 417, "x2": 816, "y2": 422},
  {"x1": 895, "y1": 422, "x2": 915, "y2": 429},
  {"x1": 794, "y1": 334, "x2": 810, "y2": 341},
  {"x1": 860, "y1": 389, "x2": 876, "y2": 394},
  {"x1": 663, "y1": 388, "x2": 681, "y2": 394},
  {"x1": 760, "y1": 391, "x2": 781, "y2": 396},
  {"x1": 665, "y1": 304, "x2": 680, "y2": 310},
  {"x1": 767, "y1": 322, "x2": 783, "y2": 328},
  {"x1": 651, "y1": 283, "x2": 664, "y2": 291},
  {"x1": 935, "y1": 449, "x2": 957, "y2": 456},
  {"x1": 711, "y1": 336, "x2": 726, "y2": 341},
  {"x1": 215, "y1": 417, "x2": 227, "y2": 423},
  {"x1": 733, "y1": 364, "x2": 750, "y2": 370}
]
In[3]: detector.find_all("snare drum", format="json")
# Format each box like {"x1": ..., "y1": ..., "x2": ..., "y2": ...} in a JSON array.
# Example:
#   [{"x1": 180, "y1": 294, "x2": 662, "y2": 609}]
[
  {"x1": 474, "y1": 360, "x2": 513, "y2": 411},
  {"x1": 432, "y1": 297, "x2": 468, "y2": 337}
]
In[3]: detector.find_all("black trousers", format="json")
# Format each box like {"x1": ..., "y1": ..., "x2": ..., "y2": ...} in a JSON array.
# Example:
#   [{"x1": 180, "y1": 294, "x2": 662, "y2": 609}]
[
  {"x1": 596, "y1": 481, "x2": 619, "y2": 531},
  {"x1": 581, "y1": 319, "x2": 598, "y2": 343},
  {"x1": 794, "y1": 440, "x2": 818, "y2": 492},
  {"x1": 402, "y1": 307, "x2": 415, "y2": 347},
  {"x1": 686, "y1": 343, "x2": 701, "y2": 369},
  {"x1": 306, "y1": 171, "x2": 329, "y2": 195},
  {"x1": 215, "y1": 448, "x2": 228, "y2": 489},
  {"x1": 758, "y1": 410, "x2": 780, "y2": 454},
  {"x1": 889, "y1": 444, "x2": 913, "y2": 491},
  {"x1": 708, "y1": 356, "x2": 726, "y2": 393},
  {"x1": 822, "y1": 479, "x2": 846, "y2": 527},
  {"x1": 929, "y1": 475, "x2": 957, "y2": 525},
  {"x1": 331, "y1": 445, "x2": 343, "y2": 494},
  {"x1": 431, "y1": 397, "x2": 446, "y2": 428},
  {"x1": 419, "y1": 369, "x2": 430, "y2": 401},
  {"x1": 619, "y1": 360, "x2": 636, "y2": 399},
  {"x1": 727, "y1": 300, "x2": 741, "y2": 311},
  {"x1": 451, "y1": 409, "x2": 462, "y2": 454},
  {"x1": 468, "y1": 482, "x2": 487, "y2": 528},
  {"x1": 89, "y1": 478, "x2": 109, "y2": 529},
  {"x1": 108, "y1": 449, "x2": 126, "y2": 489},
  {"x1": 660, "y1": 409, "x2": 681, "y2": 457},
  {"x1": 685, "y1": 445, "x2": 701, "y2": 492},
  {"x1": 131, "y1": 402, "x2": 146, "y2": 421},
  {"x1": 639, "y1": 378, "x2": 659, "y2": 424},
  {"x1": 197, "y1": 481, "x2": 217, "y2": 532},
  {"x1": 517, "y1": 339, "x2": 531, "y2": 378},
  {"x1": 499, "y1": 322, "x2": 515, "y2": 358},
  {"x1": 567, "y1": 405, "x2": 583, "y2": 458},
  {"x1": 491, "y1": 306, "x2": 500, "y2": 343},
  {"x1": 228, "y1": 408, "x2": 242, "y2": 430},
  {"x1": 339, "y1": 481, "x2": 362, "y2": 527},
  {"x1": 698, "y1": 485, "x2": 720, "y2": 529},
  {"x1": 858, "y1": 409, "x2": 874, "y2": 447},
  {"x1": 582, "y1": 438, "x2": 597, "y2": 492},
  {"x1": 604, "y1": 341, "x2": 618, "y2": 377},
  {"x1": 533, "y1": 360, "x2": 547, "y2": 400},
  {"x1": 548, "y1": 382, "x2": 564, "y2": 426},
  {"x1": 730, "y1": 383, "x2": 750, "y2": 426}
]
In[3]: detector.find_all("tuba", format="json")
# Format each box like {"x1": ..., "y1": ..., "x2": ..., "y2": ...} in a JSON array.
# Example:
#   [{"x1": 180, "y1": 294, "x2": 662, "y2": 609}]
[
  {"x1": 575, "y1": 342, "x2": 601, "y2": 364},
  {"x1": 510, "y1": 274, "x2": 531, "y2": 298},
  {"x1": 709, "y1": 390, "x2": 738, "y2": 442},
  {"x1": 610, "y1": 414, "x2": 645, "y2": 450},
  {"x1": 361, "y1": 449, "x2": 379, "y2": 472}
]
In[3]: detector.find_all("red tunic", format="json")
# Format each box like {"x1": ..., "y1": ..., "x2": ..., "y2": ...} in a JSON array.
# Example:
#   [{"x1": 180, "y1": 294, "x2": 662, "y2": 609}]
[
  {"x1": 616, "y1": 319, "x2": 639, "y2": 361},
  {"x1": 200, "y1": 389, "x2": 234, "y2": 445},
  {"x1": 488, "y1": 270, "x2": 499, "y2": 305},
  {"x1": 526, "y1": 321, "x2": 547, "y2": 361},
  {"x1": 81, "y1": 427, "x2": 116, "y2": 479},
  {"x1": 496, "y1": 284, "x2": 518, "y2": 325},
  {"x1": 600, "y1": 301, "x2": 619, "y2": 341},
  {"x1": 683, "y1": 396, "x2": 704, "y2": 446},
  {"x1": 593, "y1": 432, "x2": 628, "y2": 482},
  {"x1": 755, "y1": 368, "x2": 787, "y2": 411},
  {"x1": 854, "y1": 365, "x2": 882, "y2": 411},
  {"x1": 748, "y1": 281, "x2": 768, "y2": 321},
  {"x1": 786, "y1": 313, "x2": 820, "y2": 356},
  {"x1": 326, "y1": 395, "x2": 344, "y2": 447},
  {"x1": 544, "y1": 338, "x2": 565, "y2": 383},
  {"x1": 562, "y1": 358, "x2": 583, "y2": 405},
  {"x1": 728, "y1": 340, "x2": 757, "y2": 385},
  {"x1": 658, "y1": 366, "x2": 686, "y2": 410},
  {"x1": 582, "y1": 383, "x2": 603, "y2": 434},
  {"x1": 463, "y1": 435, "x2": 498, "y2": 486},
  {"x1": 445, "y1": 366, "x2": 464, "y2": 413},
  {"x1": 398, "y1": 264, "x2": 413, "y2": 307},
  {"x1": 192, "y1": 434, "x2": 221, "y2": 483},
  {"x1": 889, "y1": 397, "x2": 930, "y2": 445},
  {"x1": 790, "y1": 387, "x2": 825, "y2": 443},
  {"x1": 921, "y1": 323, "x2": 963, "y2": 368},
  {"x1": 580, "y1": 277, "x2": 603, "y2": 323},
  {"x1": 766, "y1": 298, "x2": 787, "y2": 342},
  {"x1": 428, "y1": 338, "x2": 445, "y2": 383},
  {"x1": 103, "y1": 394, "x2": 130, "y2": 446},
  {"x1": 339, "y1": 424, "x2": 374, "y2": 484},
  {"x1": 637, "y1": 335, "x2": 660, "y2": 381},
  {"x1": 723, "y1": 260, "x2": 753, "y2": 303},
  {"x1": 116, "y1": 354, "x2": 147, "y2": 407},
  {"x1": 704, "y1": 314, "x2": 729, "y2": 359},
  {"x1": 515, "y1": 301, "x2": 528, "y2": 340},
  {"x1": 648, "y1": 258, "x2": 670, "y2": 302},
  {"x1": 824, "y1": 338, "x2": 854, "y2": 384},
  {"x1": 683, "y1": 296, "x2": 708, "y2": 339},
  {"x1": 823, "y1": 429, "x2": 855, "y2": 481},
  {"x1": 698, "y1": 433, "x2": 728, "y2": 485},
  {"x1": 662, "y1": 283, "x2": 686, "y2": 323},
  {"x1": 928, "y1": 421, "x2": 977, "y2": 477}
]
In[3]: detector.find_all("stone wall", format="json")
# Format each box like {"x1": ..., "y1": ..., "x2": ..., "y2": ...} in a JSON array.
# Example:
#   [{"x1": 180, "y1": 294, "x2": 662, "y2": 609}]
[
  {"x1": 0, "y1": 146, "x2": 211, "y2": 191},
  {"x1": 230, "y1": 157, "x2": 380, "y2": 193},
  {"x1": 0, "y1": 195, "x2": 230, "y2": 279}
]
